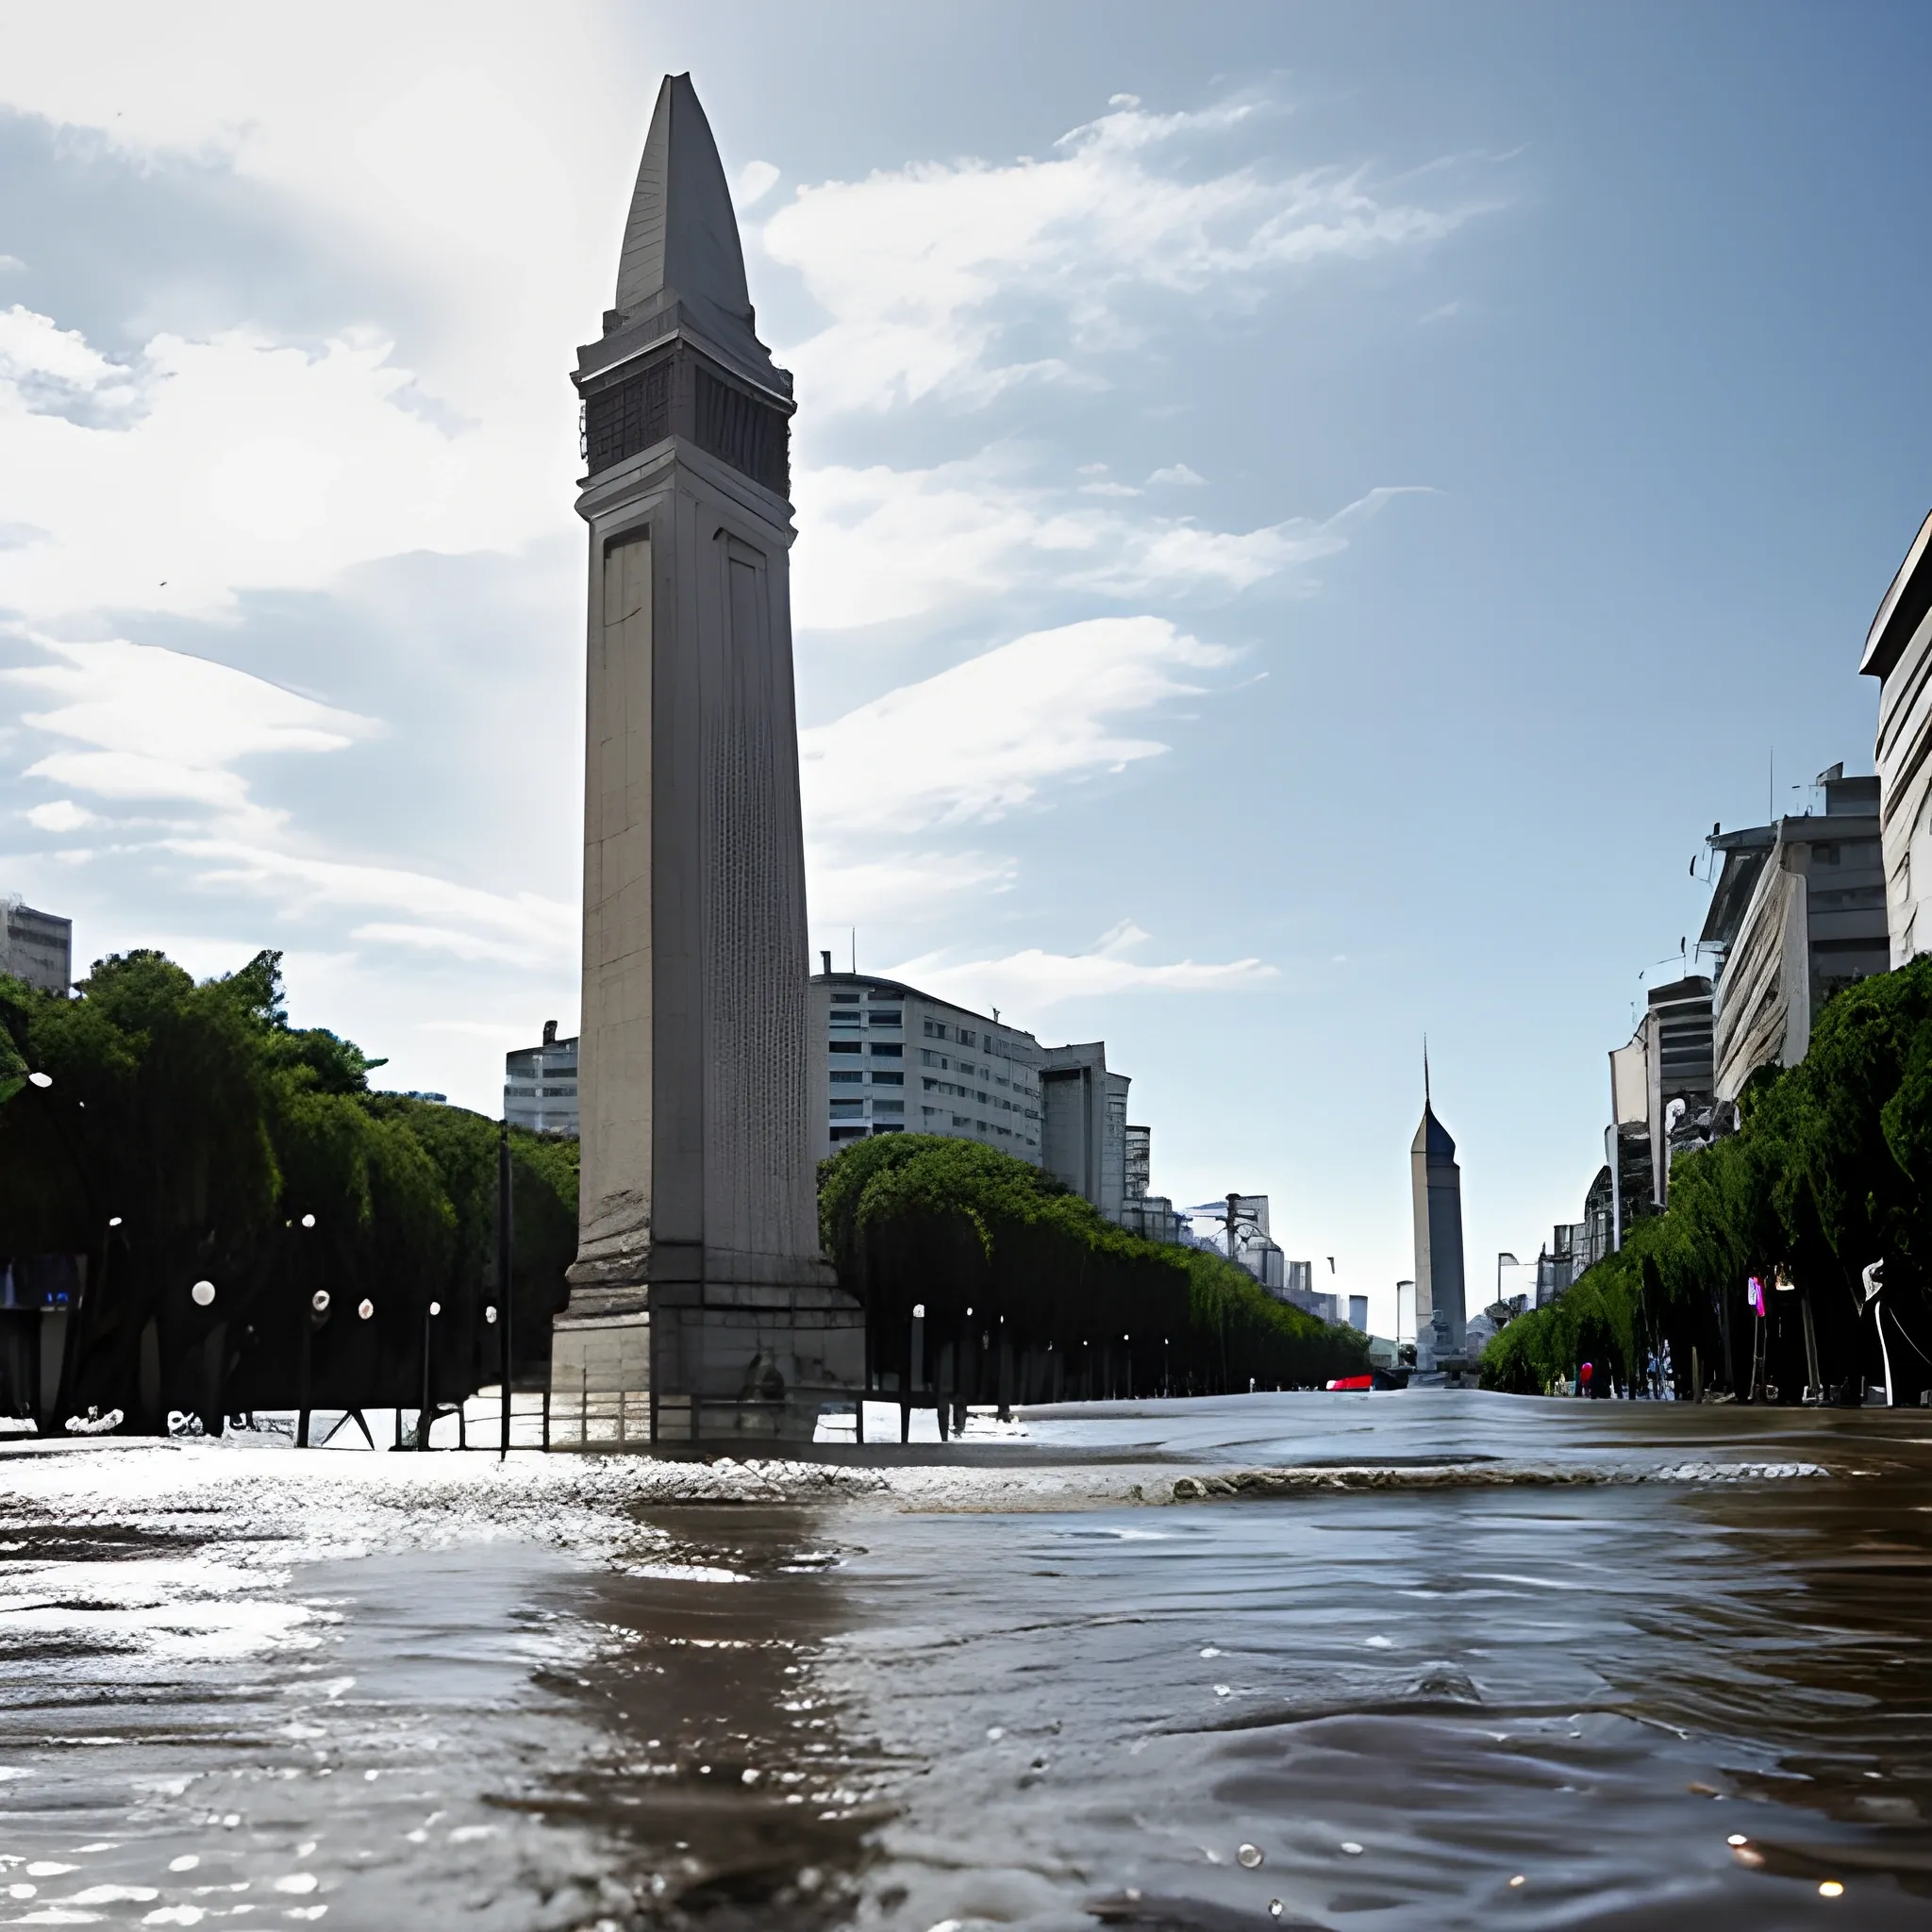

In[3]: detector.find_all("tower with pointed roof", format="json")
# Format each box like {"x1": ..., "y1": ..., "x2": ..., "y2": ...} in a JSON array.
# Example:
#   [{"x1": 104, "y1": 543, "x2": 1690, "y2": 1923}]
[
  {"x1": 552, "y1": 74, "x2": 862, "y2": 1441},
  {"x1": 1409, "y1": 1057, "x2": 1468, "y2": 1371}
]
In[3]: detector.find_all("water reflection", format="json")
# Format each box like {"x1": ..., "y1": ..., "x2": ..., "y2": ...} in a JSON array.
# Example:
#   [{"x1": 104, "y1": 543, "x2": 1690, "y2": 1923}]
[{"x1": 2, "y1": 1398, "x2": 1931, "y2": 1930}]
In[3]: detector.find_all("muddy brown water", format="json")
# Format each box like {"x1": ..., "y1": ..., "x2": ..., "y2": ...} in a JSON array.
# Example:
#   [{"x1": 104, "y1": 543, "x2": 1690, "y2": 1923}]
[{"x1": 1, "y1": 1392, "x2": 1931, "y2": 1929}]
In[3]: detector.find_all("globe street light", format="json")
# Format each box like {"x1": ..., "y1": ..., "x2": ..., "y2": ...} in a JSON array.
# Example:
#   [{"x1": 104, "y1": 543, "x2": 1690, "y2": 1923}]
[{"x1": 191, "y1": 1280, "x2": 215, "y2": 1308}]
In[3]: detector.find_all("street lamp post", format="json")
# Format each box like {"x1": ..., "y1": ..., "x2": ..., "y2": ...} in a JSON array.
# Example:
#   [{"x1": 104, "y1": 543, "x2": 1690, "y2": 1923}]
[
  {"x1": 497, "y1": 1119, "x2": 512, "y2": 1460},
  {"x1": 419, "y1": 1299, "x2": 441, "y2": 1450}
]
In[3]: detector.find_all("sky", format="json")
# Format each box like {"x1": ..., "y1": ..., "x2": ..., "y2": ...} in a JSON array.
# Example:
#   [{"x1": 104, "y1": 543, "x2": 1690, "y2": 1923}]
[{"x1": 3, "y1": 1, "x2": 1930, "y2": 1336}]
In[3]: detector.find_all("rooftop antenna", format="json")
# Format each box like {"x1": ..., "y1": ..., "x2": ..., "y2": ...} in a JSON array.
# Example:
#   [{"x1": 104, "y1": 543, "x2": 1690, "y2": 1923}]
[
  {"x1": 850, "y1": 926, "x2": 857, "y2": 974},
  {"x1": 1423, "y1": 1036, "x2": 1430, "y2": 1109}
]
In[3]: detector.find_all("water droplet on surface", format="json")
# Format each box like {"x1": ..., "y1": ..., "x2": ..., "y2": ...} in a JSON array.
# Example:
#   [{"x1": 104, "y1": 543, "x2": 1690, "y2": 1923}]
[
  {"x1": 1819, "y1": 1881, "x2": 1844, "y2": 1898},
  {"x1": 1341, "y1": 1841, "x2": 1362, "y2": 1856},
  {"x1": 1726, "y1": 1834, "x2": 1747, "y2": 1847},
  {"x1": 1268, "y1": 1902, "x2": 1283, "y2": 1920},
  {"x1": 1214, "y1": 1684, "x2": 1232, "y2": 1697},
  {"x1": 986, "y1": 1726, "x2": 1005, "y2": 1740},
  {"x1": 1364, "y1": 1635, "x2": 1392, "y2": 1649},
  {"x1": 1200, "y1": 1646, "x2": 1223, "y2": 1658},
  {"x1": 1508, "y1": 1875, "x2": 1525, "y2": 1888},
  {"x1": 1238, "y1": 1844, "x2": 1263, "y2": 1869},
  {"x1": 169, "y1": 1856, "x2": 198, "y2": 1872}
]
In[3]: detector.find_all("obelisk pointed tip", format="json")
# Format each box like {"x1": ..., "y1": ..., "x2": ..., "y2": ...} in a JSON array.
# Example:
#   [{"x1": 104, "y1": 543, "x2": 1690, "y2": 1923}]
[{"x1": 610, "y1": 71, "x2": 761, "y2": 367}]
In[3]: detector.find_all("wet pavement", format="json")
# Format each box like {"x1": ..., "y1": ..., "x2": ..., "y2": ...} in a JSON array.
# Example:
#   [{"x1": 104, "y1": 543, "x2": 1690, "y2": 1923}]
[{"x1": 0, "y1": 1391, "x2": 1929, "y2": 1928}]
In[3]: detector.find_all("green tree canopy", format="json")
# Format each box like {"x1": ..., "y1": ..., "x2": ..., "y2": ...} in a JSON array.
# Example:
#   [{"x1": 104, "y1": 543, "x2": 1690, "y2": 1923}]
[
  {"x1": 1483, "y1": 956, "x2": 1932, "y2": 1399},
  {"x1": 0, "y1": 950, "x2": 576, "y2": 1431}
]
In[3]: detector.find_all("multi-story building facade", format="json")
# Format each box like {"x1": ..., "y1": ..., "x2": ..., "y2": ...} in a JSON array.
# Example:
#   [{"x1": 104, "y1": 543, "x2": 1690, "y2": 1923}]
[
  {"x1": 807, "y1": 968, "x2": 1153, "y2": 1226},
  {"x1": 504, "y1": 1020, "x2": 580, "y2": 1134},
  {"x1": 1701, "y1": 774, "x2": 1890, "y2": 1100},
  {"x1": 1040, "y1": 1041, "x2": 1131, "y2": 1223},
  {"x1": 1607, "y1": 974, "x2": 1717, "y2": 1209},
  {"x1": 808, "y1": 969, "x2": 1044, "y2": 1163},
  {"x1": 0, "y1": 900, "x2": 71, "y2": 994},
  {"x1": 1861, "y1": 508, "x2": 1932, "y2": 965}
]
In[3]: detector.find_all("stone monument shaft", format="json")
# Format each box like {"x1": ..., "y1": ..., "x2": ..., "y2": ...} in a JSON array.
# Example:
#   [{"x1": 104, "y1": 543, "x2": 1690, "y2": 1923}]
[{"x1": 551, "y1": 73, "x2": 862, "y2": 1442}]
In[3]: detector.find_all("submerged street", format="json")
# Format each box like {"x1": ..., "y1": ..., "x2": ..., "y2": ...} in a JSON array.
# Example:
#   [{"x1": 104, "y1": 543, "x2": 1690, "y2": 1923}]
[{"x1": 1, "y1": 1393, "x2": 1929, "y2": 1930}]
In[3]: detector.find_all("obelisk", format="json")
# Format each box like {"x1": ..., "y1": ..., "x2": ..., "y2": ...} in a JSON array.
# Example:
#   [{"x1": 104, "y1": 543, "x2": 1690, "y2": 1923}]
[
  {"x1": 551, "y1": 73, "x2": 863, "y2": 1443},
  {"x1": 1409, "y1": 1059, "x2": 1468, "y2": 1374}
]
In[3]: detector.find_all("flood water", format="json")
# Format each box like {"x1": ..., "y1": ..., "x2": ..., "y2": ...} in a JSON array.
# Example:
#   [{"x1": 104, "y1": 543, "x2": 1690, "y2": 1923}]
[{"x1": 3, "y1": 1391, "x2": 1931, "y2": 1929}]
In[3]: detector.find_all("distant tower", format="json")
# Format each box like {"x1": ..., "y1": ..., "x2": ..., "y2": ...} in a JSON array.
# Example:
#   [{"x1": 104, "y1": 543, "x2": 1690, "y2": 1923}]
[
  {"x1": 551, "y1": 73, "x2": 863, "y2": 1441},
  {"x1": 1410, "y1": 1054, "x2": 1467, "y2": 1369}
]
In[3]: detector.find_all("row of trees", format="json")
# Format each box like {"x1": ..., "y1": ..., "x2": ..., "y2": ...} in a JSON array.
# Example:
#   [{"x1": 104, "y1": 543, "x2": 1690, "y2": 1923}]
[
  {"x1": 3, "y1": 949, "x2": 1365, "y2": 1434},
  {"x1": 819, "y1": 1131, "x2": 1371, "y2": 1400},
  {"x1": 0, "y1": 950, "x2": 576, "y2": 1431},
  {"x1": 1482, "y1": 955, "x2": 1932, "y2": 1399}
]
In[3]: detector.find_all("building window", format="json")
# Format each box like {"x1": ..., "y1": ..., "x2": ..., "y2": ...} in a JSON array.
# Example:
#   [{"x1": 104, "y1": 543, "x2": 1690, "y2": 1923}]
[
  {"x1": 830, "y1": 1125, "x2": 868, "y2": 1143},
  {"x1": 873, "y1": 1122, "x2": 905, "y2": 1134},
  {"x1": 831, "y1": 991, "x2": 860, "y2": 1003},
  {"x1": 870, "y1": 1008, "x2": 903, "y2": 1027},
  {"x1": 921, "y1": 1049, "x2": 946, "y2": 1067},
  {"x1": 958, "y1": 1030, "x2": 976, "y2": 1047},
  {"x1": 830, "y1": 1041, "x2": 862, "y2": 1057},
  {"x1": 830, "y1": 1010, "x2": 862, "y2": 1030},
  {"x1": 873, "y1": 1099, "x2": 906, "y2": 1115},
  {"x1": 952, "y1": 1115, "x2": 972, "y2": 1128},
  {"x1": 871, "y1": 1070, "x2": 904, "y2": 1086},
  {"x1": 830, "y1": 1100, "x2": 864, "y2": 1120},
  {"x1": 924, "y1": 1019, "x2": 947, "y2": 1039},
  {"x1": 871, "y1": 1042, "x2": 903, "y2": 1058},
  {"x1": 830, "y1": 1070, "x2": 863, "y2": 1085}
]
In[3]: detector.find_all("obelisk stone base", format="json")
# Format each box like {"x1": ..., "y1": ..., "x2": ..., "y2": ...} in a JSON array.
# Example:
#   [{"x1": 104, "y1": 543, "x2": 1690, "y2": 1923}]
[{"x1": 549, "y1": 1264, "x2": 863, "y2": 1447}]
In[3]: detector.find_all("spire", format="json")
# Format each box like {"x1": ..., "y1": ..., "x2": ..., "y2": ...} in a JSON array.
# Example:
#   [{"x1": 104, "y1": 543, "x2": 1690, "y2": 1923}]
[
  {"x1": 608, "y1": 74, "x2": 769, "y2": 381},
  {"x1": 1414, "y1": 1038, "x2": 1456, "y2": 1162}
]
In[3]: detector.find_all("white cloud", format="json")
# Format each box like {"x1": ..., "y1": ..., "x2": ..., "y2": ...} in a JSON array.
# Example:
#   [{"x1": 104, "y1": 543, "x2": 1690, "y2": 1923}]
[
  {"x1": 792, "y1": 455, "x2": 1392, "y2": 630},
  {"x1": 23, "y1": 798, "x2": 101, "y2": 832},
  {"x1": 888, "y1": 920, "x2": 1275, "y2": 1011},
  {"x1": 803, "y1": 615, "x2": 1227, "y2": 841},
  {"x1": 166, "y1": 839, "x2": 575, "y2": 964},
  {"x1": 1147, "y1": 463, "x2": 1207, "y2": 487},
  {"x1": 8, "y1": 635, "x2": 378, "y2": 820},
  {"x1": 805, "y1": 846, "x2": 1016, "y2": 931},
  {"x1": 0, "y1": 309, "x2": 556, "y2": 621},
  {"x1": 735, "y1": 158, "x2": 780, "y2": 208},
  {"x1": 761, "y1": 95, "x2": 1471, "y2": 414}
]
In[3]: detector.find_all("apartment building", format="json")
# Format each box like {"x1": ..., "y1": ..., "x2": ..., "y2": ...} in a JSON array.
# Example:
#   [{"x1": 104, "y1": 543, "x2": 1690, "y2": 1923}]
[
  {"x1": 1701, "y1": 774, "x2": 1890, "y2": 1100},
  {"x1": 504, "y1": 1020, "x2": 580, "y2": 1134},
  {"x1": 808, "y1": 967, "x2": 1043, "y2": 1163},
  {"x1": 0, "y1": 900, "x2": 71, "y2": 994}
]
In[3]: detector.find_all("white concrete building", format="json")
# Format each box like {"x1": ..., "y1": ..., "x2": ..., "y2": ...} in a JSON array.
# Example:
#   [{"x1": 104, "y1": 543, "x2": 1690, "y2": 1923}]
[
  {"x1": 505, "y1": 1020, "x2": 579, "y2": 1134},
  {"x1": 1861, "y1": 508, "x2": 1932, "y2": 964},
  {"x1": 808, "y1": 965, "x2": 1145, "y2": 1225},
  {"x1": 1, "y1": 900, "x2": 71, "y2": 994},
  {"x1": 1040, "y1": 1041, "x2": 1130, "y2": 1223},
  {"x1": 1701, "y1": 776, "x2": 1889, "y2": 1101},
  {"x1": 809, "y1": 967, "x2": 1043, "y2": 1162}
]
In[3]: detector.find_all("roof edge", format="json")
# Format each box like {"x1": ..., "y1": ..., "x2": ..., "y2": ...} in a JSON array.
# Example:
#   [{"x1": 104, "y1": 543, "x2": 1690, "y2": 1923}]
[{"x1": 1860, "y1": 508, "x2": 1932, "y2": 681}]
